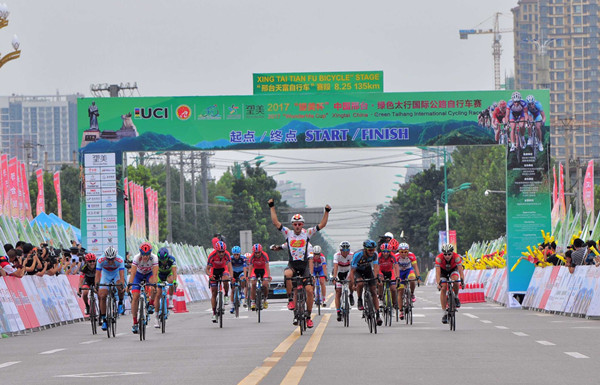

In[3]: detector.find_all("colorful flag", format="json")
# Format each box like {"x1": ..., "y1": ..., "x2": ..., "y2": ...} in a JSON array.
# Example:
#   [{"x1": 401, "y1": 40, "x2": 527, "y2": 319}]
[
  {"x1": 53, "y1": 171, "x2": 62, "y2": 219},
  {"x1": 583, "y1": 160, "x2": 594, "y2": 216},
  {"x1": 36, "y1": 168, "x2": 45, "y2": 216},
  {"x1": 552, "y1": 165, "x2": 557, "y2": 205},
  {"x1": 21, "y1": 162, "x2": 32, "y2": 220},
  {"x1": 124, "y1": 177, "x2": 129, "y2": 235},
  {"x1": 1, "y1": 154, "x2": 7, "y2": 216},
  {"x1": 8, "y1": 157, "x2": 18, "y2": 218},
  {"x1": 558, "y1": 163, "x2": 566, "y2": 220}
]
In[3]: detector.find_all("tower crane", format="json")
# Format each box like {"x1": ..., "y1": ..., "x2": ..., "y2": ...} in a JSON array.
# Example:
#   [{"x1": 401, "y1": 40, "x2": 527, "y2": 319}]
[{"x1": 459, "y1": 12, "x2": 512, "y2": 90}]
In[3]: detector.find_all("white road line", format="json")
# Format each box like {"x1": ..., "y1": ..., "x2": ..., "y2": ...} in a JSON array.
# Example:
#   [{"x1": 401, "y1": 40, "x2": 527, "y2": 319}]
[
  {"x1": 536, "y1": 340, "x2": 556, "y2": 346},
  {"x1": 116, "y1": 333, "x2": 127, "y2": 337},
  {"x1": 564, "y1": 352, "x2": 589, "y2": 359},
  {"x1": 495, "y1": 326, "x2": 509, "y2": 330},
  {"x1": 0, "y1": 361, "x2": 21, "y2": 369},
  {"x1": 80, "y1": 340, "x2": 101, "y2": 345},
  {"x1": 480, "y1": 320, "x2": 492, "y2": 324},
  {"x1": 463, "y1": 313, "x2": 479, "y2": 319},
  {"x1": 40, "y1": 348, "x2": 66, "y2": 355},
  {"x1": 513, "y1": 332, "x2": 528, "y2": 337}
]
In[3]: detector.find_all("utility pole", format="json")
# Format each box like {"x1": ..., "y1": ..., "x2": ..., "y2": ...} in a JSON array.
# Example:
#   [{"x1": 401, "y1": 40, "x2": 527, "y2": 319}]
[
  {"x1": 200, "y1": 152, "x2": 210, "y2": 216},
  {"x1": 166, "y1": 152, "x2": 173, "y2": 242},
  {"x1": 180, "y1": 152, "x2": 185, "y2": 221},
  {"x1": 190, "y1": 153, "x2": 198, "y2": 228}
]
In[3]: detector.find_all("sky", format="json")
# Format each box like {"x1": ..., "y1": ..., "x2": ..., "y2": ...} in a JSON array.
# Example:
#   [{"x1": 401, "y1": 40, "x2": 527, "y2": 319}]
[{"x1": 2, "y1": 0, "x2": 517, "y2": 249}]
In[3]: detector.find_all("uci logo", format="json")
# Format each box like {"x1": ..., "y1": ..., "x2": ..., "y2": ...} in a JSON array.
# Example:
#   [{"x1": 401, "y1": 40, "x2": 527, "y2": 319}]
[{"x1": 134, "y1": 107, "x2": 169, "y2": 119}]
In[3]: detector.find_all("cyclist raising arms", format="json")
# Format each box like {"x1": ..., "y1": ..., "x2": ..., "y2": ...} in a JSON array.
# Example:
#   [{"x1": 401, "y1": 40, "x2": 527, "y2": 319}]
[
  {"x1": 377, "y1": 243, "x2": 399, "y2": 311},
  {"x1": 492, "y1": 100, "x2": 509, "y2": 143},
  {"x1": 128, "y1": 242, "x2": 159, "y2": 333},
  {"x1": 435, "y1": 243, "x2": 465, "y2": 324},
  {"x1": 508, "y1": 91, "x2": 528, "y2": 152},
  {"x1": 206, "y1": 241, "x2": 233, "y2": 323},
  {"x1": 95, "y1": 246, "x2": 126, "y2": 331},
  {"x1": 333, "y1": 241, "x2": 354, "y2": 322},
  {"x1": 230, "y1": 246, "x2": 248, "y2": 313},
  {"x1": 268, "y1": 198, "x2": 331, "y2": 329},
  {"x1": 249, "y1": 243, "x2": 271, "y2": 310},
  {"x1": 153, "y1": 247, "x2": 177, "y2": 328},
  {"x1": 350, "y1": 239, "x2": 383, "y2": 326},
  {"x1": 312, "y1": 245, "x2": 328, "y2": 306},
  {"x1": 525, "y1": 94, "x2": 545, "y2": 152}
]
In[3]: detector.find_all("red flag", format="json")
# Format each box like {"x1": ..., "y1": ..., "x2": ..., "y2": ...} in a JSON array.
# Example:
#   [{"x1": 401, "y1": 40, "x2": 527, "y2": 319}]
[
  {"x1": 36, "y1": 168, "x2": 45, "y2": 215},
  {"x1": 583, "y1": 160, "x2": 594, "y2": 216},
  {"x1": 552, "y1": 165, "x2": 557, "y2": 205},
  {"x1": 8, "y1": 157, "x2": 18, "y2": 218},
  {"x1": 559, "y1": 163, "x2": 566, "y2": 220},
  {"x1": 124, "y1": 177, "x2": 129, "y2": 235},
  {"x1": 1, "y1": 154, "x2": 7, "y2": 216},
  {"x1": 146, "y1": 187, "x2": 152, "y2": 240},
  {"x1": 16, "y1": 161, "x2": 24, "y2": 220},
  {"x1": 21, "y1": 163, "x2": 32, "y2": 220},
  {"x1": 53, "y1": 171, "x2": 62, "y2": 219}
]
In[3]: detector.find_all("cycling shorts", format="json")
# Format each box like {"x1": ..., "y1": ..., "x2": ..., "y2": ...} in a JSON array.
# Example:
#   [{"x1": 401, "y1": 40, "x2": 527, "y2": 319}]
[
  {"x1": 379, "y1": 270, "x2": 397, "y2": 284},
  {"x1": 286, "y1": 263, "x2": 312, "y2": 287},
  {"x1": 354, "y1": 267, "x2": 376, "y2": 286},
  {"x1": 158, "y1": 271, "x2": 173, "y2": 283},
  {"x1": 509, "y1": 111, "x2": 526, "y2": 122},
  {"x1": 439, "y1": 269, "x2": 460, "y2": 282},
  {"x1": 99, "y1": 271, "x2": 120, "y2": 286},
  {"x1": 335, "y1": 271, "x2": 349, "y2": 289},
  {"x1": 232, "y1": 271, "x2": 245, "y2": 281},
  {"x1": 398, "y1": 268, "x2": 416, "y2": 286},
  {"x1": 131, "y1": 271, "x2": 153, "y2": 292},
  {"x1": 82, "y1": 275, "x2": 95, "y2": 288},
  {"x1": 528, "y1": 111, "x2": 543, "y2": 122},
  {"x1": 209, "y1": 268, "x2": 230, "y2": 287},
  {"x1": 313, "y1": 266, "x2": 325, "y2": 277},
  {"x1": 251, "y1": 268, "x2": 268, "y2": 280}
]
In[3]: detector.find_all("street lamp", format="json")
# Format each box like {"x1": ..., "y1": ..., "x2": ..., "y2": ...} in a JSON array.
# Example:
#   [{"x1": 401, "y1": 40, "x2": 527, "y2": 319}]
[
  {"x1": 484, "y1": 189, "x2": 505, "y2": 196},
  {"x1": 215, "y1": 195, "x2": 233, "y2": 203},
  {"x1": 0, "y1": 4, "x2": 21, "y2": 70}
]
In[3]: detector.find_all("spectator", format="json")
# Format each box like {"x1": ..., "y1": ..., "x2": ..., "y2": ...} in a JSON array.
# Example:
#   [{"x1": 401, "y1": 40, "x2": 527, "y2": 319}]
[
  {"x1": 544, "y1": 242, "x2": 561, "y2": 266},
  {"x1": 22, "y1": 243, "x2": 43, "y2": 275},
  {"x1": 566, "y1": 239, "x2": 587, "y2": 273},
  {"x1": 584, "y1": 240, "x2": 598, "y2": 265},
  {"x1": 4, "y1": 243, "x2": 14, "y2": 254},
  {"x1": 0, "y1": 250, "x2": 25, "y2": 277},
  {"x1": 39, "y1": 245, "x2": 60, "y2": 276}
]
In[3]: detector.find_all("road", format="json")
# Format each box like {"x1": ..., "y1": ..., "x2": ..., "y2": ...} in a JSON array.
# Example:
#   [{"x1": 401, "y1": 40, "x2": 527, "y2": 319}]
[{"x1": 0, "y1": 285, "x2": 599, "y2": 385}]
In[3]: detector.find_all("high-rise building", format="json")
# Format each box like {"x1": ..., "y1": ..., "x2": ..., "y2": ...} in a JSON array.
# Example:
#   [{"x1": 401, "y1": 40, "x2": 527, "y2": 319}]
[
  {"x1": 0, "y1": 94, "x2": 82, "y2": 174},
  {"x1": 512, "y1": 0, "x2": 600, "y2": 163},
  {"x1": 276, "y1": 180, "x2": 306, "y2": 208}
]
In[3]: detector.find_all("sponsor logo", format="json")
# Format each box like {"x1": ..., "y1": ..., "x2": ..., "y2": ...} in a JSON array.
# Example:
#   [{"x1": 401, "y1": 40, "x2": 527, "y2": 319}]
[
  {"x1": 290, "y1": 240, "x2": 306, "y2": 248},
  {"x1": 134, "y1": 107, "x2": 169, "y2": 119},
  {"x1": 176, "y1": 105, "x2": 192, "y2": 120},
  {"x1": 198, "y1": 104, "x2": 221, "y2": 120}
]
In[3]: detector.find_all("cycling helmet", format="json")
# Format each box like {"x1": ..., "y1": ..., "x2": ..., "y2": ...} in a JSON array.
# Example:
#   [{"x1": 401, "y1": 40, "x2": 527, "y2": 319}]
[
  {"x1": 526, "y1": 95, "x2": 535, "y2": 104},
  {"x1": 313, "y1": 245, "x2": 321, "y2": 254},
  {"x1": 291, "y1": 214, "x2": 305, "y2": 223},
  {"x1": 215, "y1": 241, "x2": 227, "y2": 252},
  {"x1": 157, "y1": 247, "x2": 169, "y2": 260},
  {"x1": 252, "y1": 244, "x2": 263, "y2": 253},
  {"x1": 492, "y1": 102, "x2": 498, "y2": 109},
  {"x1": 384, "y1": 232, "x2": 394, "y2": 239},
  {"x1": 499, "y1": 100, "x2": 507, "y2": 108},
  {"x1": 388, "y1": 238, "x2": 400, "y2": 251},
  {"x1": 363, "y1": 239, "x2": 377, "y2": 249},
  {"x1": 244, "y1": 252, "x2": 252, "y2": 259},
  {"x1": 339, "y1": 241, "x2": 351, "y2": 250},
  {"x1": 398, "y1": 242, "x2": 410, "y2": 251},
  {"x1": 231, "y1": 246, "x2": 241, "y2": 254},
  {"x1": 104, "y1": 245, "x2": 117, "y2": 259},
  {"x1": 511, "y1": 91, "x2": 521, "y2": 102},
  {"x1": 84, "y1": 252, "x2": 97, "y2": 262},
  {"x1": 380, "y1": 243, "x2": 390, "y2": 252},
  {"x1": 441, "y1": 243, "x2": 454, "y2": 253},
  {"x1": 139, "y1": 242, "x2": 152, "y2": 255}
]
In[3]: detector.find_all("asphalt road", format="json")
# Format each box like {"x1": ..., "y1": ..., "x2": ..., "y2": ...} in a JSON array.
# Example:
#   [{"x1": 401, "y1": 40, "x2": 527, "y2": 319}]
[{"x1": 1, "y1": 285, "x2": 599, "y2": 385}]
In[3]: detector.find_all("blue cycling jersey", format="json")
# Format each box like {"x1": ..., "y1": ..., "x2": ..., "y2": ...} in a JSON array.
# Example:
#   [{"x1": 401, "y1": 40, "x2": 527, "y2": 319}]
[
  {"x1": 527, "y1": 101, "x2": 544, "y2": 117},
  {"x1": 508, "y1": 100, "x2": 527, "y2": 119},
  {"x1": 230, "y1": 255, "x2": 247, "y2": 273},
  {"x1": 351, "y1": 250, "x2": 379, "y2": 270}
]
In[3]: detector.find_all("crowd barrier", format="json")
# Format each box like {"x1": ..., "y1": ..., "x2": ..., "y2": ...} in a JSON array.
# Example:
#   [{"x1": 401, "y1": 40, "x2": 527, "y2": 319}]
[
  {"x1": 425, "y1": 268, "x2": 509, "y2": 306},
  {"x1": 0, "y1": 273, "x2": 211, "y2": 335}
]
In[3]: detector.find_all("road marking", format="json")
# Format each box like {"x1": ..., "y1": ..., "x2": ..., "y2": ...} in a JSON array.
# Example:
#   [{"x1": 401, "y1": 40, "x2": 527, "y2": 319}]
[
  {"x1": 513, "y1": 332, "x2": 528, "y2": 337},
  {"x1": 564, "y1": 352, "x2": 589, "y2": 359},
  {"x1": 237, "y1": 328, "x2": 301, "y2": 385},
  {"x1": 463, "y1": 313, "x2": 479, "y2": 319},
  {"x1": 116, "y1": 333, "x2": 127, "y2": 337},
  {"x1": 56, "y1": 372, "x2": 149, "y2": 378},
  {"x1": 481, "y1": 320, "x2": 492, "y2": 324},
  {"x1": 280, "y1": 314, "x2": 331, "y2": 385},
  {"x1": 80, "y1": 340, "x2": 101, "y2": 345},
  {"x1": 39, "y1": 348, "x2": 66, "y2": 355},
  {"x1": 536, "y1": 340, "x2": 555, "y2": 346},
  {"x1": 495, "y1": 326, "x2": 508, "y2": 330},
  {"x1": 0, "y1": 361, "x2": 21, "y2": 369}
]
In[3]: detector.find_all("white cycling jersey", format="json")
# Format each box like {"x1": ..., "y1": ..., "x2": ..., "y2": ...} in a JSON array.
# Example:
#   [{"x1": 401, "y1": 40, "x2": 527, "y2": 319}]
[
  {"x1": 333, "y1": 251, "x2": 354, "y2": 273},
  {"x1": 132, "y1": 253, "x2": 158, "y2": 275}
]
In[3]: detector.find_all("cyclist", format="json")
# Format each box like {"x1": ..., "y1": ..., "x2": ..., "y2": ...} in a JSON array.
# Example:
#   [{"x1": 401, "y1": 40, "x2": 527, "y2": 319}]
[
  {"x1": 478, "y1": 108, "x2": 490, "y2": 127},
  {"x1": 268, "y1": 198, "x2": 331, "y2": 329},
  {"x1": 377, "y1": 243, "x2": 399, "y2": 311},
  {"x1": 95, "y1": 246, "x2": 126, "y2": 331},
  {"x1": 435, "y1": 243, "x2": 465, "y2": 324},
  {"x1": 378, "y1": 231, "x2": 394, "y2": 249},
  {"x1": 349, "y1": 239, "x2": 383, "y2": 326},
  {"x1": 128, "y1": 242, "x2": 159, "y2": 333},
  {"x1": 78, "y1": 252, "x2": 97, "y2": 315},
  {"x1": 525, "y1": 94, "x2": 545, "y2": 152},
  {"x1": 507, "y1": 91, "x2": 528, "y2": 152},
  {"x1": 248, "y1": 243, "x2": 271, "y2": 311},
  {"x1": 229, "y1": 246, "x2": 248, "y2": 313},
  {"x1": 312, "y1": 245, "x2": 328, "y2": 306},
  {"x1": 206, "y1": 240, "x2": 233, "y2": 323},
  {"x1": 333, "y1": 241, "x2": 354, "y2": 322},
  {"x1": 492, "y1": 100, "x2": 509, "y2": 143},
  {"x1": 396, "y1": 242, "x2": 421, "y2": 318},
  {"x1": 153, "y1": 247, "x2": 177, "y2": 328}
]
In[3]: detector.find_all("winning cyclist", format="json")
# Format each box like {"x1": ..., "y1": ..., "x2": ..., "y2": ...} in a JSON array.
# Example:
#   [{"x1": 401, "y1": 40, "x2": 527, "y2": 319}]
[
  {"x1": 206, "y1": 241, "x2": 233, "y2": 323},
  {"x1": 333, "y1": 241, "x2": 354, "y2": 322},
  {"x1": 492, "y1": 100, "x2": 509, "y2": 143},
  {"x1": 78, "y1": 252, "x2": 97, "y2": 315},
  {"x1": 268, "y1": 198, "x2": 331, "y2": 329},
  {"x1": 435, "y1": 243, "x2": 465, "y2": 324},
  {"x1": 128, "y1": 242, "x2": 159, "y2": 333},
  {"x1": 95, "y1": 246, "x2": 126, "y2": 331},
  {"x1": 350, "y1": 239, "x2": 383, "y2": 326},
  {"x1": 230, "y1": 246, "x2": 248, "y2": 313},
  {"x1": 377, "y1": 243, "x2": 399, "y2": 311},
  {"x1": 153, "y1": 247, "x2": 177, "y2": 328},
  {"x1": 508, "y1": 91, "x2": 528, "y2": 152},
  {"x1": 249, "y1": 243, "x2": 271, "y2": 311},
  {"x1": 396, "y1": 242, "x2": 420, "y2": 318},
  {"x1": 525, "y1": 94, "x2": 545, "y2": 152},
  {"x1": 312, "y1": 245, "x2": 328, "y2": 306}
]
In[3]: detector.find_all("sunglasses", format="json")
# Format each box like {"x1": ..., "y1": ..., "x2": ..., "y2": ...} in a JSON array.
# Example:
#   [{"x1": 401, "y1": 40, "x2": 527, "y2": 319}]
[
  {"x1": 340, "y1": 248, "x2": 350, "y2": 251},
  {"x1": 444, "y1": 252, "x2": 453, "y2": 256},
  {"x1": 366, "y1": 248, "x2": 376, "y2": 252},
  {"x1": 292, "y1": 223, "x2": 303, "y2": 227},
  {"x1": 217, "y1": 250, "x2": 225, "y2": 253}
]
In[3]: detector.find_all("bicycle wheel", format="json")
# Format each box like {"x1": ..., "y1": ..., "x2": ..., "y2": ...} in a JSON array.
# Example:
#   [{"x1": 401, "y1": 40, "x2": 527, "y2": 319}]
[
  {"x1": 110, "y1": 292, "x2": 118, "y2": 337},
  {"x1": 160, "y1": 295, "x2": 167, "y2": 334},
  {"x1": 89, "y1": 294, "x2": 97, "y2": 335},
  {"x1": 256, "y1": 285, "x2": 262, "y2": 324},
  {"x1": 316, "y1": 281, "x2": 322, "y2": 316},
  {"x1": 234, "y1": 286, "x2": 240, "y2": 318},
  {"x1": 448, "y1": 291, "x2": 456, "y2": 331},
  {"x1": 297, "y1": 288, "x2": 305, "y2": 335},
  {"x1": 342, "y1": 288, "x2": 349, "y2": 327},
  {"x1": 364, "y1": 291, "x2": 373, "y2": 333},
  {"x1": 218, "y1": 290, "x2": 224, "y2": 329},
  {"x1": 106, "y1": 294, "x2": 113, "y2": 338},
  {"x1": 139, "y1": 295, "x2": 146, "y2": 341}
]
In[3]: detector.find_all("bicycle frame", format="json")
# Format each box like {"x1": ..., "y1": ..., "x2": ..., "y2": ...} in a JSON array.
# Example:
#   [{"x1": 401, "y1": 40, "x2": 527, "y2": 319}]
[
  {"x1": 356, "y1": 278, "x2": 378, "y2": 334},
  {"x1": 157, "y1": 282, "x2": 173, "y2": 333},
  {"x1": 441, "y1": 278, "x2": 462, "y2": 331},
  {"x1": 98, "y1": 283, "x2": 122, "y2": 338},
  {"x1": 287, "y1": 276, "x2": 309, "y2": 335}
]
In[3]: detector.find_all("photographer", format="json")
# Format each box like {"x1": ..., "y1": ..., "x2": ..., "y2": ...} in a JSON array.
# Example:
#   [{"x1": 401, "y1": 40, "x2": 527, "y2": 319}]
[
  {"x1": 22, "y1": 243, "x2": 42, "y2": 276},
  {"x1": 1, "y1": 249, "x2": 25, "y2": 278},
  {"x1": 39, "y1": 244, "x2": 61, "y2": 276}
]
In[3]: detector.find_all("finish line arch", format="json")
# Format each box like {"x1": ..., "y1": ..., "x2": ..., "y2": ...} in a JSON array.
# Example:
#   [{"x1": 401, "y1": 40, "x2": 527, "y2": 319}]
[{"x1": 77, "y1": 89, "x2": 551, "y2": 295}]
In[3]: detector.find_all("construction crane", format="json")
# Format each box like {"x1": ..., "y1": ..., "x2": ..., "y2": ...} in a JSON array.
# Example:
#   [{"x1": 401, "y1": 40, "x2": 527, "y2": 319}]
[{"x1": 459, "y1": 12, "x2": 512, "y2": 90}]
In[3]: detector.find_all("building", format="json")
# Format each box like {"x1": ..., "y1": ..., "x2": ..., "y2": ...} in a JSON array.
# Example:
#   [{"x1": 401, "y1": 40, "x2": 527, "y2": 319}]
[
  {"x1": 0, "y1": 94, "x2": 81, "y2": 174},
  {"x1": 276, "y1": 180, "x2": 306, "y2": 208},
  {"x1": 512, "y1": 0, "x2": 600, "y2": 163}
]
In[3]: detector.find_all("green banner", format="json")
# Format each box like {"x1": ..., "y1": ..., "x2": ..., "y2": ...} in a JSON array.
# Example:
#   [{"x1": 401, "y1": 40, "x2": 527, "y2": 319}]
[{"x1": 253, "y1": 71, "x2": 383, "y2": 94}]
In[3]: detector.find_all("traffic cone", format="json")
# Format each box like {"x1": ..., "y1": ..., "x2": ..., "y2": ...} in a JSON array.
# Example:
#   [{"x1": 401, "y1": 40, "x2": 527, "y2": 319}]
[
  {"x1": 477, "y1": 283, "x2": 486, "y2": 302},
  {"x1": 173, "y1": 289, "x2": 188, "y2": 313},
  {"x1": 466, "y1": 283, "x2": 474, "y2": 303}
]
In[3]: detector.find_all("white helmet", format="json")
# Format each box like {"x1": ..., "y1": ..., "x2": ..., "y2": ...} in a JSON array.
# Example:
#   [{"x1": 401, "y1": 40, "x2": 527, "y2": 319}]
[
  {"x1": 313, "y1": 245, "x2": 321, "y2": 254},
  {"x1": 384, "y1": 232, "x2": 394, "y2": 238},
  {"x1": 291, "y1": 214, "x2": 305, "y2": 223},
  {"x1": 104, "y1": 246, "x2": 117, "y2": 259}
]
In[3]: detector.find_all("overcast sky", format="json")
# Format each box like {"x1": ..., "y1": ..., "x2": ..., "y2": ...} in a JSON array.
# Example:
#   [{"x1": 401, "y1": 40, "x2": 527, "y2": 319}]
[{"x1": 2, "y1": 0, "x2": 517, "y2": 249}]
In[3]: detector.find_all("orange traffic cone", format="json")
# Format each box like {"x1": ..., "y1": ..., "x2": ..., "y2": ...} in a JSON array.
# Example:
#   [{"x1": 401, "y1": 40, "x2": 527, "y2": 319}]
[
  {"x1": 173, "y1": 289, "x2": 188, "y2": 313},
  {"x1": 477, "y1": 283, "x2": 486, "y2": 302}
]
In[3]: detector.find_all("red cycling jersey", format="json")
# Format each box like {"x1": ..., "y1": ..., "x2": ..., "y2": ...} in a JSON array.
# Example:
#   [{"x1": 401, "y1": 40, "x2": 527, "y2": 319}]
[
  {"x1": 207, "y1": 251, "x2": 231, "y2": 269},
  {"x1": 435, "y1": 252, "x2": 462, "y2": 271},
  {"x1": 250, "y1": 251, "x2": 269, "y2": 270},
  {"x1": 378, "y1": 253, "x2": 397, "y2": 273},
  {"x1": 493, "y1": 107, "x2": 507, "y2": 123}
]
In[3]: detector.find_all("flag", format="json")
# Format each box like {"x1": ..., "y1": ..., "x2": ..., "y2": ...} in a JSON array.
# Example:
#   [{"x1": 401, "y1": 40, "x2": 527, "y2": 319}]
[
  {"x1": 1, "y1": 154, "x2": 7, "y2": 216},
  {"x1": 558, "y1": 163, "x2": 566, "y2": 220},
  {"x1": 8, "y1": 157, "x2": 18, "y2": 218},
  {"x1": 53, "y1": 171, "x2": 62, "y2": 219},
  {"x1": 36, "y1": 168, "x2": 45, "y2": 215},
  {"x1": 583, "y1": 160, "x2": 594, "y2": 216},
  {"x1": 21, "y1": 162, "x2": 32, "y2": 220},
  {"x1": 124, "y1": 177, "x2": 129, "y2": 235},
  {"x1": 552, "y1": 165, "x2": 557, "y2": 205}
]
